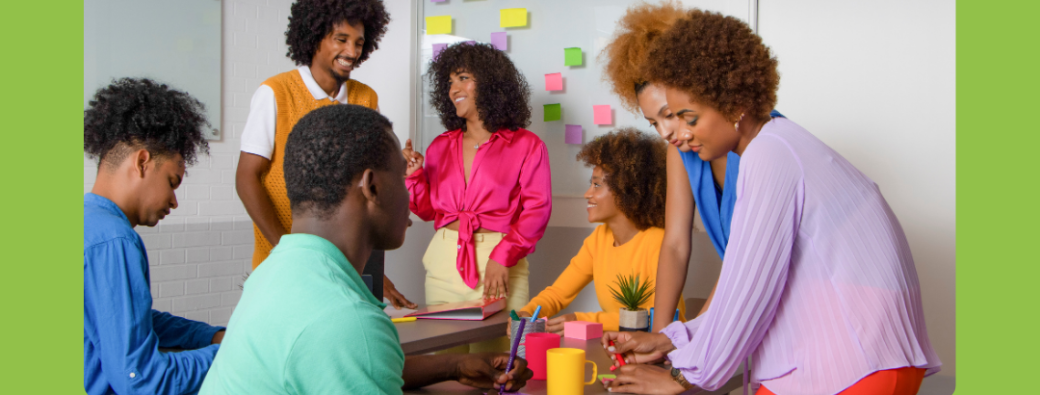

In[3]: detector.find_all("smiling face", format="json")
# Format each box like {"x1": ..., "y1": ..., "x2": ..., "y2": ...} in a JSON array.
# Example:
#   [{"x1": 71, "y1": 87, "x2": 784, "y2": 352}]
[
  {"x1": 312, "y1": 20, "x2": 366, "y2": 83},
  {"x1": 448, "y1": 70, "x2": 479, "y2": 121},
  {"x1": 584, "y1": 166, "x2": 621, "y2": 224},
  {"x1": 135, "y1": 153, "x2": 184, "y2": 227},
  {"x1": 637, "y1": 84, "x2": 684, "y2": 149},
  {"x1": 664, "y1": 87, "x2": 741, "y2": 161}
]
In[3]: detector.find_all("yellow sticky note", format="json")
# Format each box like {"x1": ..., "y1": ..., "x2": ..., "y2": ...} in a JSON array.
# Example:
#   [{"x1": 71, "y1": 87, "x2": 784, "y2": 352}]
[
  {"x1": 500, "y1": 8, "x2": 527, "y2": 28},
  {"x1": 426, "y1": 16, "x2": 452, "y2": 35}
]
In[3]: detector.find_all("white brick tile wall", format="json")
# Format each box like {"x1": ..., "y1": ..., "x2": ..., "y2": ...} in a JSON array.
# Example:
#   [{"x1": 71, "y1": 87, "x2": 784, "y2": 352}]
[{"x1": 185, "y1": 279, "x2": 210, "y2": 295}]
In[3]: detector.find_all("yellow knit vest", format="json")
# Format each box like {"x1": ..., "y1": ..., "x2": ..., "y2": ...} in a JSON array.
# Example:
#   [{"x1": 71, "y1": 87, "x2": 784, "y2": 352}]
[{"x1": 251, "y1": 70, "x2": 379, "y2": 269}]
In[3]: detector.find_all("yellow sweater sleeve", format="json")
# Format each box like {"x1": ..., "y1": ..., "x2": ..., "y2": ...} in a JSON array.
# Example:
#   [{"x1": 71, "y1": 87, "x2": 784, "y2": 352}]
[{"x1": 520, "y1": 230, "x2": 597, "y2": 319}]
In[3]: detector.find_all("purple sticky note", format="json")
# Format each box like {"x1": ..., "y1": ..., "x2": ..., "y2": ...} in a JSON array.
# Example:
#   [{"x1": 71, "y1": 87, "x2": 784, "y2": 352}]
[
  {"x1": 545, "y1": 73, "x2": 562, "y2": 91},
  {"x1": 464, "y1": 40, "x2": 476, "y2": 45},
  {"x1": 431, "y1": 0, "x2": 446, "y2": 2},
  {"x1": 565, "y1": 124, "x2": 583, "y2": 145},
  {"x1": 593, "y1": 105, "x2": 612, "y2": 125},
  {"x1": 491, "y1": 32, "x2": 508, "y2": 51},
  {"x1": 432, "y1": 43, "x2": 447, "y2": 60}
]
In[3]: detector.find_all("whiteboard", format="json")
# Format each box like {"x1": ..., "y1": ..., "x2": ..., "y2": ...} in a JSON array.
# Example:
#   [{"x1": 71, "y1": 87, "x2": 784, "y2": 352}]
[
  {"x1": 84, "y1": 0, "x2": 222, "y2": 140},
  {"x1": 415, "y1": 0, "x2": 753, "y2": 197}
]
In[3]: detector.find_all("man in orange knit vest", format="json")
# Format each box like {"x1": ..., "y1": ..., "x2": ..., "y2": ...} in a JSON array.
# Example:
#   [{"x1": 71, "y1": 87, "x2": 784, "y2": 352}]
[{"x1": 236, "y1": 0, "x2": 415, "y2": 308}]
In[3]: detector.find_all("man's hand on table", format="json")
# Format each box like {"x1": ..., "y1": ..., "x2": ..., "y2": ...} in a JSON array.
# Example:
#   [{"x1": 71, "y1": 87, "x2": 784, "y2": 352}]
[
  {"x1": 602, "y1": 331, "x2": 676, "y2": 366},
  {"x1": 604, "y1": 364, "x2": 688, "y2": 394},
  {"x1": 456, "y1": 353, "x2": 533, "y2": 392},
  {"x1": 211, "y1": 330, "x2": 225, "y2": 344}
]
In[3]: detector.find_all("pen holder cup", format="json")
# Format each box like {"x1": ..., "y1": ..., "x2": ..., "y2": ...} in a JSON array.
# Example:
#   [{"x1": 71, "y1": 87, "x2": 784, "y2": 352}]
[{"x1": 510, "y1": 318, "x2": 546, "y2": 359}]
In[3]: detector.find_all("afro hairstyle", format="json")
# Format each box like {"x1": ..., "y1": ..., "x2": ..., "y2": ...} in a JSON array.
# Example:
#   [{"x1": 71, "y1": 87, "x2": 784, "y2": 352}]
[
  {"x1": 84, "y1": 78, "x2": 210, "y2": 169},
  {"x1": 285, "y1": 0, "x2": 390, "y2": 67},
  {"x1": 600, "y1": 1, "x2": 686, "y2": 112},
  {"x1": 577, "y1": 128, "x2": 667, "y2": 230},
  {"x1": 644, "y1": 9, "x2": 779, "y2": 120}
]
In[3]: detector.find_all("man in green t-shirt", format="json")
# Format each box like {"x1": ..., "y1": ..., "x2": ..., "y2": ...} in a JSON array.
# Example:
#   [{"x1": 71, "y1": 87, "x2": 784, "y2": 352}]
[{"x1": 200, "y1": 105, "x2": 532, "y2": 394}]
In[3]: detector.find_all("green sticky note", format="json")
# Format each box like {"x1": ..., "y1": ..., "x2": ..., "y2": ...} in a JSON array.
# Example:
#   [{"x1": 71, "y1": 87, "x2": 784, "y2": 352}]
[
  {"x1": 564, "y1": 47, "x2": 582, "y2": 66},
  {"x1": 544, "y1": 103, "x2": 561, "y2": 121}
]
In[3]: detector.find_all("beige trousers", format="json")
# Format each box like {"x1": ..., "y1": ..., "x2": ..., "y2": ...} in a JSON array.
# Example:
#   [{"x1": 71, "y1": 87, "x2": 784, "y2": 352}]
[{"x1": 423, "y1": 228, "x2": 530, "y2": 353}]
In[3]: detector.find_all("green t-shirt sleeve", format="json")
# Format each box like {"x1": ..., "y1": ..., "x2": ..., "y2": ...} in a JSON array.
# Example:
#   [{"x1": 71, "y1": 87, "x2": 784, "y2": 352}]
[{"x1": 283, "y1": 303, "x2": 405, "y2": 395}]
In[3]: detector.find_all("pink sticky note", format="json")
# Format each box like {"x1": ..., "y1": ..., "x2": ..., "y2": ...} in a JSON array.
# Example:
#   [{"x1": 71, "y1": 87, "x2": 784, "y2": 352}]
[
  {"x1": 545, "y1": 73, "x2": 563, "y2": 91},
  {"x1": 593, "y1": 105, "x2": 612, "y2": 125},
  {"x1": 565, "y1": 124, "x2": 582, "y2": 145},
  {"x1": 490, "y1": 32, "x2": 508, "y2": 51},
  {"x1": 432, "y1": 43, "x2": 447, "y2": 60},
  {"x1": 564, "y1": 321, "x2": 602, "y2": 339}
]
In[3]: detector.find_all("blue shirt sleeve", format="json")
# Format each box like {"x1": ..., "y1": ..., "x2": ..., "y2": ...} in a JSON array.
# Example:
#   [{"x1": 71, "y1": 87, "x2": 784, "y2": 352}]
[
  {"x1": 84, "y1": 237, "x2": 220, "y2": 395},
  {"x1": 152, "y1": 310, "x2": 224, "y2": 350}
]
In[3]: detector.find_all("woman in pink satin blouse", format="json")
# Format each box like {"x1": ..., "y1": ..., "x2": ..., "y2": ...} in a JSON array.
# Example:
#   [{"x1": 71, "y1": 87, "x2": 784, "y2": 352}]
[{"x1": 403, "y1": 43, "x2": 552, "y2": 352}]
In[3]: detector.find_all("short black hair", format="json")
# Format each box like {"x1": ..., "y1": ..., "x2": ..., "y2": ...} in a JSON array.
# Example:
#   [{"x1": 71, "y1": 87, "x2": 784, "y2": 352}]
[
  {"x1": 285, "y1": 0, "x2": 391, "y2": 67},
  {"x1": 426, "y1": 42, "x2": 531, "y2": 132},
  {"x1": 84, "y1": 78, "x2": 210, "y2": 168},
  {"x1": 284, "y1": 104, "x2": 396, "y2": 219}
]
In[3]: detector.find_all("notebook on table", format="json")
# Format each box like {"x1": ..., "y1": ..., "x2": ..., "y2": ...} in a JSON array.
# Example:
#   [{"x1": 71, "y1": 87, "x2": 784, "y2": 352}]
[{"x1": 405, "y1": 298, "x2": 506, "y2": 321}]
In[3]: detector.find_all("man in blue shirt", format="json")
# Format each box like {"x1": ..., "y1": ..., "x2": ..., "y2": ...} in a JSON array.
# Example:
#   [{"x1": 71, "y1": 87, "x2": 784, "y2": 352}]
[{"x1": 84, "y1": 78, "x2": 225, "y2": 395}]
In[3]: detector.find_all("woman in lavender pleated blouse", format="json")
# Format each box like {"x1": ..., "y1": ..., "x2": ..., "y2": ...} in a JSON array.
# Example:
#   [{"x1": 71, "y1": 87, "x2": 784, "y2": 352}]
[{"x1": 600, "y1": 9, "x2": 942, "y2": 395}]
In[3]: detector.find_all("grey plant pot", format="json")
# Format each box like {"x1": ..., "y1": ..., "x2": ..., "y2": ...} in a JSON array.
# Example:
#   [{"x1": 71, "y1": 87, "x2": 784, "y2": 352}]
[{"x1": 618, "y1": 308, "x2": 649, "y2": 332}]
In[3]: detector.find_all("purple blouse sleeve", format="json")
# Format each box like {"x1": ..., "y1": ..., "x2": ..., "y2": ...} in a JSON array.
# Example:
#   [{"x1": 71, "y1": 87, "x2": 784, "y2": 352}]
[{"x1": 665, "y1": 135, "x2": 804, "y2": 391}]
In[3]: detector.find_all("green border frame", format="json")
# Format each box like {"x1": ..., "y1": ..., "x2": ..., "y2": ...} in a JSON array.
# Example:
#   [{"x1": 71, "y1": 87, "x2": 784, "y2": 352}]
[
  {"x1": 1, "y1": 1, "x2": 83, "y2": 393},
  {"x1": 2, "y1": 0, "x2": 1036, "y2": 392},
  {"x1": 957, "y1": 0, "x2": 1038, "y2": 393}
]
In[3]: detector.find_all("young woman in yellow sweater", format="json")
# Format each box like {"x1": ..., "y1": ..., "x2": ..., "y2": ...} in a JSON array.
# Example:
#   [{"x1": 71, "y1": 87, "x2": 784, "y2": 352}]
[{"x1": 515, "y1": 128, "x2": 685, "y2": 333}]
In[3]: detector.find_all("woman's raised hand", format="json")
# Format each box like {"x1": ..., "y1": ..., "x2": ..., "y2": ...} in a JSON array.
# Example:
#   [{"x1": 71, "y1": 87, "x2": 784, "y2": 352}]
[{"x1": 403, "y1": 139, "x2": 424, "y2": 177}]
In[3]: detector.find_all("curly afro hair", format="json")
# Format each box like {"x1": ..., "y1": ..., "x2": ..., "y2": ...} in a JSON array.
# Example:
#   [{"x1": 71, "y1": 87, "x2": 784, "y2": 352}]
[
  {"x1": 84, "y1": 78, "x2": 210, "y2": 168},
  {"x1": 426, "y1": 42, "x2": 531, "y2": 132},
  {"x1": 284, "y1": 104, "x2": 396, "y2": 219},
  {"x1": 600, "y1": 1, "x2": 686, "y2": 112},
  {"x1": 285, "y1": 0, "x2": 390, "y2": 67},
  {"x1": 644, "y1": 9, "x2": 779, "y2": 120},
  {"x1": 577, "y1": 128, "x2": 667, "y2": 230}
]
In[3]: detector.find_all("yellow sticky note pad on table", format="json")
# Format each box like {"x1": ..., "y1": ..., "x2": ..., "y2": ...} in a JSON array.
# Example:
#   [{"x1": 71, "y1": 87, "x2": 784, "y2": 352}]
[
  {"x1": 426, "y1": 16, "x2": 452, "y2": 35},
  {"x1": 500, "y1": 8, "x2": 527, "y2": 28}
]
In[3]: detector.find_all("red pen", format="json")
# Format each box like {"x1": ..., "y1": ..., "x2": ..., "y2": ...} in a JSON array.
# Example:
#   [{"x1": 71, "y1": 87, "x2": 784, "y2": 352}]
[{"x1": 609, "y1": 340, "x2": 626, "y2": 367}]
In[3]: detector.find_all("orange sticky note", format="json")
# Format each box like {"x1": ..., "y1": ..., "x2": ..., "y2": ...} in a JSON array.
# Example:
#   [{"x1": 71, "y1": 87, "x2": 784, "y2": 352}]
[
  {"x1": 426, "y1": 16, "x2": 452, "y2": 35},
  {"x1": 545, "y1": 73, "x2": 563, "y2": 91},
  {"x1": 593, "y1": 105, "x2": 612, "y2": 125},
  {"x1": 500, "y1": 8, "x2": 527, "y2": 28}
]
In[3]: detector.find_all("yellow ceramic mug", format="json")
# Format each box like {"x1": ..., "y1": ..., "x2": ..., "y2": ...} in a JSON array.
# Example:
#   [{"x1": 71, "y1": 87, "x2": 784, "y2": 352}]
[{"x1": 546, "y1": 348, "x2": 598, "y2": 395}]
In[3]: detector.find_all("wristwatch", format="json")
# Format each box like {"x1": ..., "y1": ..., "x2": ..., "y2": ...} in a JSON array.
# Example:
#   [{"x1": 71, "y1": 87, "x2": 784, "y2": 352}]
[{"x1": 670, "y1": 367, "x2": 694, "y2": 390}]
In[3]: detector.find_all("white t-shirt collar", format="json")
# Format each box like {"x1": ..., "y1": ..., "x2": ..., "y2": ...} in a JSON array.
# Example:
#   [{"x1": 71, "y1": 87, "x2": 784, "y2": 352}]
[{"x1": 297, "y1": 66, "x2": 349, "y2": 103}]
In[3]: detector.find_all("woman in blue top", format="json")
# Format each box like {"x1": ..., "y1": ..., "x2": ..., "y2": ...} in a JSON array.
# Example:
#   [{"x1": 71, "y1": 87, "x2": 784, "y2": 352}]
[{"x1": 601, "y1": 2, "x2": 782, "y2": 331}]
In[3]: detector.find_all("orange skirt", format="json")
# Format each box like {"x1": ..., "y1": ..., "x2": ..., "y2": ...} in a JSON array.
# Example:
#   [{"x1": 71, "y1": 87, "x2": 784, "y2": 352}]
[{"x1": 756, "y1": 367, "x2": 926, "y2": 395}]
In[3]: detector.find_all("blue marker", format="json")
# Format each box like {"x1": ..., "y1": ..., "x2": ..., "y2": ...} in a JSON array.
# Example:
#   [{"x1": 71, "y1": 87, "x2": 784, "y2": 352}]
[
  {"x1": 532, "y1": 305, "x2": 542, "y2": 322},
  {"x1": 648, "y1": 307, "x2": 654, "y2": 332}
]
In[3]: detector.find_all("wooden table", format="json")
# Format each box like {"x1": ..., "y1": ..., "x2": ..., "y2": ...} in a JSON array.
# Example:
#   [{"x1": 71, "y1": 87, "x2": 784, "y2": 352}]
[
  {"x1": 403, "y1": 335, "x2": 744, "y2": 395},
  {"x1": 396, "y1": 310, "x2": 509, "y2": 355}
]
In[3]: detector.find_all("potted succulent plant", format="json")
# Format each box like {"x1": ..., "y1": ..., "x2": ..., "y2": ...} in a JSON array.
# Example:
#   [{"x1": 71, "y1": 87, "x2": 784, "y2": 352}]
[{"x1": 609, "y1": 273, "x2": 653, "y2": 332}]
